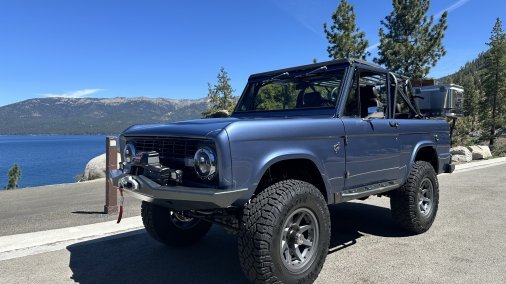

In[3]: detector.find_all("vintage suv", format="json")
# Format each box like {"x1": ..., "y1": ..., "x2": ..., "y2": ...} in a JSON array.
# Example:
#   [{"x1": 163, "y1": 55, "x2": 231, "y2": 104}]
[{"x1": 111, "y1": 59, "x2": 456, "y2": 284}]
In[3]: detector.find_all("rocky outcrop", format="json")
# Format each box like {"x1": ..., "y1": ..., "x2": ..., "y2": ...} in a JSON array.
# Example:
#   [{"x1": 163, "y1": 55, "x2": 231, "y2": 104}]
[
  {"x1": 450, "y1": 145, "x2": 493, "y2": 163},
  {"x1": 451, "y1": 146, "x2": 472, "y2": 163},
  {"x1": 467, "y1": 145, "x2": 492, "y2": 160},
  {"x1": 82, "y1": 153, "x2": 121, "y2": 181}
]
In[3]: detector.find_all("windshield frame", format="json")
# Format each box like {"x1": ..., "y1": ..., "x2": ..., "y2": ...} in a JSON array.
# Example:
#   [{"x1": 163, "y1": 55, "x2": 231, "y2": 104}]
[{"x1": 232, "y1": 65, "x2": 350, "y2": 118}]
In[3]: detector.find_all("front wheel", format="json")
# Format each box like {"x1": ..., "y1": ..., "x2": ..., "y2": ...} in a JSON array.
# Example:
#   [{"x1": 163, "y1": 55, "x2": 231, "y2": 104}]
[
  {"x1": 238, "y1": 180, "x2": 330, "y2": 284},
  {"x1": 141, "y1": 201, "x2": 212, "y2": 246},
  {"x1": 390, "y1": 161, "x2": 439, "y2": 234}
]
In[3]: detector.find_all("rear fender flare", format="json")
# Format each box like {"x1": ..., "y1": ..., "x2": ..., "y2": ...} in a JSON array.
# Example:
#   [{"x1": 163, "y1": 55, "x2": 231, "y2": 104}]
[{"x1": 402, "y1": 141, "x2": 437, "y2": 184}]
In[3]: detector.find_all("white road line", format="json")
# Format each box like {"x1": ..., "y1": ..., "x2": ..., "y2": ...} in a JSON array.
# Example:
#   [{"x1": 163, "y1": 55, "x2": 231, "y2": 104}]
[
  {"x1": 440, "y1": 157, "x2": 506, "y2": 176},
  {"x1": 0, "y1": 216, "x2": 143, "y2": 261},
  {"x1": 0, "y1": 157, "x2": 504, "y2": 262}
]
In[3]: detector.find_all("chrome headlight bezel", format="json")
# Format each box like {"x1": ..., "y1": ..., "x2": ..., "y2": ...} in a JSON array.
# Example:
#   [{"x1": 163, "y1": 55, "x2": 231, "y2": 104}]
[
  {"x1": 193, "y1": 146, "x2": 217, "y2": 180},
  {"x1": 123, "y1": 143, "x2": 137, "y2": 164}
]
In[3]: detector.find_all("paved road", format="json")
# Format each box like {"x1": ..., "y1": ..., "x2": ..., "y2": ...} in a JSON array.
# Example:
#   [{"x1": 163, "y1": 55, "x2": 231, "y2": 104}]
[
  {"x1": 1, "y1": 164, "x2": 505, "y2": 283},
  {"x1": 0, "y1": 179, "x2": 141, "y2": 236}
]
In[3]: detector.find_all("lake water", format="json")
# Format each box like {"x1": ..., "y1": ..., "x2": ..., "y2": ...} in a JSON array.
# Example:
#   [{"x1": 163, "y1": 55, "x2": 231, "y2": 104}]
[{"x1": 0, "y1": 135, "x2": 108, "y2": 189}]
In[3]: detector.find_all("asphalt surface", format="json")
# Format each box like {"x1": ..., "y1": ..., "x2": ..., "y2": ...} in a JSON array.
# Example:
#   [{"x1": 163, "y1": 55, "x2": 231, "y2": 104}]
[
  {"x1": 0, "y1": 179, "x2": 141, "y2": 236},
  {"x1": 0, "y1": 164, "x2": 505, "y2": 283}
]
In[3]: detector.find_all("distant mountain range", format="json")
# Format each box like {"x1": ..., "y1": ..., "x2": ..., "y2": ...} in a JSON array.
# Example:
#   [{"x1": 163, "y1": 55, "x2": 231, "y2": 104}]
[
  {"x1": 1, "y1": 57, "x2": 476, "y2": 136},
  {"x1": 0, "y1": 97, "x2": 209, "y2": 135}
]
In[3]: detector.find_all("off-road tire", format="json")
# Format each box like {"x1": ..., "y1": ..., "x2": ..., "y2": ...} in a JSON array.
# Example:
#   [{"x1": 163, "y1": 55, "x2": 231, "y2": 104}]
[
  {"x1": 238, "y1": 180, "x2": 330, "y2": 284},
  {"x1": 390, "y1": 161, "x2": 439, "y2": 234},
  {"x1": 141, "y1": 201, "x2": 212, "y2": 246}
]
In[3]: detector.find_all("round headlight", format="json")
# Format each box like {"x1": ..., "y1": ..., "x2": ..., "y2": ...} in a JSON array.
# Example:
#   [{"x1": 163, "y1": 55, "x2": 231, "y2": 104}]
[
  {"x1": 123, "y1": 143, "x2": 136, "y2": 164},
  {"x1": 194, "y1": 147, "x2": 216, "y2": 179}
]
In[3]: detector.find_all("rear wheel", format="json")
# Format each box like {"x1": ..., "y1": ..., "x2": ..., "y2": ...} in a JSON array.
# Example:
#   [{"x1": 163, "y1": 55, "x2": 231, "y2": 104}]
[
  {"x1": 390, "y1": 161, "x2": 439, "y2": 234},
  {"x1": 141, "y1": 201, "x2": 212, "y2": 246},
  {"x1": 238, "y1": 180, "x2": 330, "y2": 284}
]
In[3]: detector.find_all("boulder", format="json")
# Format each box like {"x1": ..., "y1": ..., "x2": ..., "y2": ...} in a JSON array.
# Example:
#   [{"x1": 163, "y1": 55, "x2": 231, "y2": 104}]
[
  {"x1": 452, "y1": 154, "x2": 469, "y2": 163},
  {"x1": 83, "y1": 153, "x2": 121, "y2": 181},
  {"x1": 209, "y1": 110, "x2": 230, "y2": 118},
  {"x1": 467, "y1": 145, "x2": 493, "y2": 160},
  {"x1": 450, "y1": 146, "x2": 472, "y2": 163}
]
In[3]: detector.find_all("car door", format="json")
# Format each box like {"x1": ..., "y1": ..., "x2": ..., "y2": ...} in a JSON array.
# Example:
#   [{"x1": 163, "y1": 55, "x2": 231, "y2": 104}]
[{"x1": 340, "y1": 68, "x2": 400, "y2": 189}]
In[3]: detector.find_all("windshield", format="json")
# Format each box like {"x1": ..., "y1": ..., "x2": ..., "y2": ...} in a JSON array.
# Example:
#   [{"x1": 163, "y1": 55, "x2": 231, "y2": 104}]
[{"x1": 235, "y1": 68, "x2": 346, "y2": 113}]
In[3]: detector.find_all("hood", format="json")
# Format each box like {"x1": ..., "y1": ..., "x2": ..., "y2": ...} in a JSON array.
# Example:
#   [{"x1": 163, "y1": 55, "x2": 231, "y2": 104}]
[{"x1": 121, "y1": 118, "x2": 238, "y2": 138}]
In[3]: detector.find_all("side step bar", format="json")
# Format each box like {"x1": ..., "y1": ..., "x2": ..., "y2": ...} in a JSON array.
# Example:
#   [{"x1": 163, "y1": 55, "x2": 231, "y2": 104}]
[{"x1": 334, "y1": 181, "x2": 399, "y2": 203}]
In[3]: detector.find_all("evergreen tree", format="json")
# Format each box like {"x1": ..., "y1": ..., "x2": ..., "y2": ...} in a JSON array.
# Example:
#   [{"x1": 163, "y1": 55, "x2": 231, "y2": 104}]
[
  {"x1": 203, "y1": 67, "x2": 235, "y2": 117},
  {"x1": 374, "y1": 0, "x2": 448, "y2": 80},
  {"x1": 5, "y1": 164, "x2": 21, "y2": 189},
  {"x1": 481, "y1": 18, "x2": 506, "y2": 147},
  {"x1": 323, "y1": 0, "x2": 369, "y2": 60},
  {"x1": 469, "y1": 75, "x2": 484, "y2": 131}
]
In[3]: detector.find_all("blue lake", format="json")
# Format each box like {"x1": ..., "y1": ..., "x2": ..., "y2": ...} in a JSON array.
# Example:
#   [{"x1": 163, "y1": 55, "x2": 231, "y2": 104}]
[{"x1": 0, "y1": 135, "x2": 109, "y2": 189}]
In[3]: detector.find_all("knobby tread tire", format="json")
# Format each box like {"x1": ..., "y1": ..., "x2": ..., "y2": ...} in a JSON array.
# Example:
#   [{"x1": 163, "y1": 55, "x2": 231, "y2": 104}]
[
  {"x1": 141, "y1": 201, "x2": 212, "y2": 246},
  {"x1": 390, "y1": 161, "x2": 439, "y2": 234},
  {"x1": 238, "y1": 180, "x2": 330, "y2": 284}
]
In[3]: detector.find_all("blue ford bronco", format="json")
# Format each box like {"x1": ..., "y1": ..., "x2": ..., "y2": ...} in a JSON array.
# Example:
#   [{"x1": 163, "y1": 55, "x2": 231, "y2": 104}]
[{"x1": 111, "y1": 59, "x2": 456, "y2": 284}]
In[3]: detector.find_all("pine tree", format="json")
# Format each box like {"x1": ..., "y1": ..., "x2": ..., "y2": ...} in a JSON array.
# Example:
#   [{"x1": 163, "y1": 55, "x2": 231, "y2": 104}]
[
  {"x1": 5, "y1": 164, "x2": 21, "y2": 189},
  {"x1": 203, "y1": 67, "x2": 235, "y2": 118},
  {"x1": 374, "y1": 0, "x2": 448, "y2": 80},
  {"x1": 481, "y1": 18, "x2": 506, "y2": 147},
  {"x1": 323, "y1": 0, "x2": 369, "y2": 60}
]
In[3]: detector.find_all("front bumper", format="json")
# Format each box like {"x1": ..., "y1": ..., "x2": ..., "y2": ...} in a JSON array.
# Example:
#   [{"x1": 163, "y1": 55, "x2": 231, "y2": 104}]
[{"x1": 109, "y1": 170, "x2": 247, "y2": 210}]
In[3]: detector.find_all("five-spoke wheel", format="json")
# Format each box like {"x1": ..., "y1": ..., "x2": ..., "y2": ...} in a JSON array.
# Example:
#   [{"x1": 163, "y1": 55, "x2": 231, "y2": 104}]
[{"x1": 280, "y1": 208, "x2": 319, "y2": 273}]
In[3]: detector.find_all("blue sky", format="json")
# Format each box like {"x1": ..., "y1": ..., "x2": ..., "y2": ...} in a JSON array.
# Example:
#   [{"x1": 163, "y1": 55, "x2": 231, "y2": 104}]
[{"x1": 0, "y1": 0, "x2": 504, "y2": 106}]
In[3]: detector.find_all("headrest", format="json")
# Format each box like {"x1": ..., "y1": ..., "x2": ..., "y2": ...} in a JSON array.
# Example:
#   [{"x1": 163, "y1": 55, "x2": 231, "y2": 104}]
[{"x1": 303, "y1": 92, "x2": 322, "y2": 107}]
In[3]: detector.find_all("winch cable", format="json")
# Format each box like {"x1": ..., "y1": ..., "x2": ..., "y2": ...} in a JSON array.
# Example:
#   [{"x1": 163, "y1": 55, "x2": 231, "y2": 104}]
[{"x1": 117, "y1": 186, "x2": 124, "y2": 224}]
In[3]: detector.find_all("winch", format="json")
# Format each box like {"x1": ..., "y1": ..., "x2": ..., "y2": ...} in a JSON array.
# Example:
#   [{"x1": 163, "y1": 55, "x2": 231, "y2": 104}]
[{"x1": 130, "y1": 151, "x2": 183, "y2": 185}]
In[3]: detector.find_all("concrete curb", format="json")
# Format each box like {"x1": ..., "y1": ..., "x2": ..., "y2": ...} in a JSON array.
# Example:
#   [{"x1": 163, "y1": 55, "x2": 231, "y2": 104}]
[
  {"x1": 441, "y1": 157, "x2": 506, "y2": 176},
  {"x1": 0, "y1": 216, "x2": 143, "y2": 261},
  {"x1": 0, "y1": 157, "x2": 504, "y2": 261}
]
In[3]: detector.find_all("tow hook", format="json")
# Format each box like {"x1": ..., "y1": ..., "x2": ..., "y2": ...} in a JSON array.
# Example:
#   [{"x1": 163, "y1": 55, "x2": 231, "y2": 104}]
[{"x1": 118, "y1": 176, "x2": 139, "y2": 191}]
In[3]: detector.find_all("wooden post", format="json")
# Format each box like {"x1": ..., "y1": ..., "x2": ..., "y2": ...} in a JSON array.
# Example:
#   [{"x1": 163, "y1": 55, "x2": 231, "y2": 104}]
[{"x1": 104, "y1": 136, "x2": 118, "y2": 214}]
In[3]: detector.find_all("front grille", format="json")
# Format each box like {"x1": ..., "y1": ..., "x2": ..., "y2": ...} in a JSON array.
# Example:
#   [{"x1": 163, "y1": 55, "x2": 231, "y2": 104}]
[
  {"x1": 127, "y1": 136, "x2": 213, "y2": 160},
  {"x1": 126, "y1": 136, "x2": 218, "y2": 187}
]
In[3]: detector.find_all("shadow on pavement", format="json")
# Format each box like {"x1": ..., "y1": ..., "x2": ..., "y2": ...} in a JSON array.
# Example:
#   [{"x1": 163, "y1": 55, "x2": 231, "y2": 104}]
[
  {"x1": 67, "y1": 201, "x2": 408, "y2": 283},
  {"x1": 71, "y1": 211, "x2": 107, "y2": 215},
  {"x1": 328, "y1": 201, "x2": 410, "y2": 254},
  {"x1": 67, "y1": 226, "x2": 249, "y2": 284}
]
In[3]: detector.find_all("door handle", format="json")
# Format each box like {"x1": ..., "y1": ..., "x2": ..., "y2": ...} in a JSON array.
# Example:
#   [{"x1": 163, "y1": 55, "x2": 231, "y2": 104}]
[{"x1": 389, "y1": 121, "x2": 400, "y2": 128}]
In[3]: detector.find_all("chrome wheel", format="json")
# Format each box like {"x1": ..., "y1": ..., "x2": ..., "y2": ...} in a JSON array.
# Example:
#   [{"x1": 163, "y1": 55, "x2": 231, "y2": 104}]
[
  {"x1": 280, "y1": 208, "x2": 319, "y2": 273},
  {"x1": 418, "y1": 178, "x2": 434, "y2": 216},
  {"x1": 170, "y1": 211, "x2": 200, "y2": 230}
]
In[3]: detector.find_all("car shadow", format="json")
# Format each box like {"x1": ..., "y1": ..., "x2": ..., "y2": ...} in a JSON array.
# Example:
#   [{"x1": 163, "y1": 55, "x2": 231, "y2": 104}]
[
  {"x1": 327, "y1": 201, "x2": 411, "y2": 254},
  {"x1": 71, "y1": 211, "x2": 108, "y2": 215},
  {"x1": 67, "y1": 201, "x2": 409, "y2": 283}
]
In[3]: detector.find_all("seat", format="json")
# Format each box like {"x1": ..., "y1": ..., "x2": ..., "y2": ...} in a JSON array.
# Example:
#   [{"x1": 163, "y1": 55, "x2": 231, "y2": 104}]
[{"x1": 360, "y1": 86, "x2": 380, "y2": 117}]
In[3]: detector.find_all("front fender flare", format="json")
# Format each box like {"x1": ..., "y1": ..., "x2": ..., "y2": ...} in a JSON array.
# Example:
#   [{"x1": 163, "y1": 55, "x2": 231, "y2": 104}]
[{"x1": 253, "y1": 150, "x2": 331, "y2": 201}]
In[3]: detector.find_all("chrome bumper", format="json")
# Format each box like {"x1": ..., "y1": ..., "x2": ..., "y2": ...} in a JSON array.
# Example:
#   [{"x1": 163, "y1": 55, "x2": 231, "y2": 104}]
[{"x1": 109, "y1": 170, "x2": 247, "y2": 210}]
